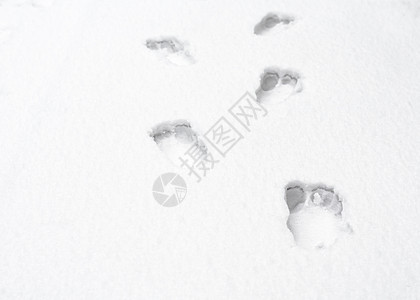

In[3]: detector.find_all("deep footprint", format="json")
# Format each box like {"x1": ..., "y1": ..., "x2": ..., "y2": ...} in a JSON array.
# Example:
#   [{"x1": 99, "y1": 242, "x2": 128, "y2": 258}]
[
  {"x1": 254, "y1": 13, "x2": 294, "y2": 35},
  {"x1": 150, "y1": 120, "x2": 206, "y2": 164},
  {"x1": 256, "y1": 67, "x2": 302, "y2": 103},
  {"x1": 146, "y1": 37, "x2": 195, "y2": 66},
  {"x1": 285, "y1": 181, "x2": 351, "y2": 249}
]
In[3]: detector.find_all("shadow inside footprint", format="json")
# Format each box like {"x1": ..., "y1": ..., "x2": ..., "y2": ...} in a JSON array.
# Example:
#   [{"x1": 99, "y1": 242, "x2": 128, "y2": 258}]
[
  {"x1": 146, "y1": 37, "x2": 195, "y2": 65},
  {"x1": 284, "y1": 181, "x2": 350, "y2": 249},
  {"x1": 285, "y1": 183, "x2": 306, "y2": 212},
  {"x1": 146, "y1": 38, "x2": 184, "y2": 53},
  {"x1": 310, "y1": 186, "x2": 343, "y2": 216},
  {"x1": 150, "y1": 120, "x2": 206, "y2": 163},
  {"x1": 254, "y1": 13, "x2": 294, "y2": 35},
  {"x1": 151, "y1": 120, "x2": 195, "y2": 144},
  {"x1": 256, "y1": 67, "x2": 302, "y2": 103}
]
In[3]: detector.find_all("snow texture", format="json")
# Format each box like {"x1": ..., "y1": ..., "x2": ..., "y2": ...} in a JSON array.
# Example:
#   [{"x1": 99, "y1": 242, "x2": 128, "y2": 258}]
[
  {"x1": 1, "y1": 0, "x2": 420, "y2": 299},
  {"x1": 0, "y1": 27, "x2": 12, "y2": 44}
]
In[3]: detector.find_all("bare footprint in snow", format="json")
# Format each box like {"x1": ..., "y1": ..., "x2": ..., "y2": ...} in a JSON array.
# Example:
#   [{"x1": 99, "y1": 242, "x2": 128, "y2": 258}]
[
  {"x1": 254, "y1": 13, "x2": 294, "y2": 35},
  {"x1": 146, "y1": 37, "x2": 195, "y2": 66},
  {"x1": 150, "y1": 120, "x2": 206, "y2": 164},
  {"x1": 256, "y1": 67, "x2": 302, "y2": 103},
  {"x1": 285, "y1": 181, "x2": 351, "y2": 249}
]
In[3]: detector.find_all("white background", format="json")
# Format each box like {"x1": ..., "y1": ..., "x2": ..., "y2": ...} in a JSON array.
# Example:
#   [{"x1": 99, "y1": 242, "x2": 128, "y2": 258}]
[{"x1": 1, "y1": 0, "x2": 419, "y2": 299}]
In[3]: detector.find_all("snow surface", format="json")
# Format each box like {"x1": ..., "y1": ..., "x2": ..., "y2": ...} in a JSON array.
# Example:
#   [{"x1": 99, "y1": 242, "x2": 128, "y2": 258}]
[{"x1": 1, "y1": 0, "x2": 420, "y2": 299}]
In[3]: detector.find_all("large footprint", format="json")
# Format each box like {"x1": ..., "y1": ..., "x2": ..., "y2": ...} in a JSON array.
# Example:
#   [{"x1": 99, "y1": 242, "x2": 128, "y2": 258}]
[{"x1": 285, "y1": 181, "x2": 352, "y2": 249}]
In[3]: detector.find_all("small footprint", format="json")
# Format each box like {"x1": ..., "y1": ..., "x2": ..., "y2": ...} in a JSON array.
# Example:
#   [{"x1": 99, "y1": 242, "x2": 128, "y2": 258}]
[
  {"x1": 146, "y1": 37, "x2": 195, "y2": 66},
  {"x1": 254, "y1": 13, "x2": 294, "y2": 35},
  {"x1": 150, "y1": 120, "x2": 206, "y2": 164},
  {"x1": 256, "y1": 67, "x2": 302, "y2": 103},
  {"x1": 285, "y1": 181, "x2": 351, "y2": 249}
]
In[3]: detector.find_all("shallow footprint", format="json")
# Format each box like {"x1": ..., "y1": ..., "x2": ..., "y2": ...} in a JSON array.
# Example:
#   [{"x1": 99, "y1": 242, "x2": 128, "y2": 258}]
[
  {"x1": 150, "y1": 120, "x2": 206, "y2": 164},
  {"x1": 254, "y1": 13, "x2": 294, "y2": 35},
  {"x1": 256, "y1": 67, "x2": 302, "y2": 103},
  {"x1": 146, "y1": 37, "x2": 195, "y2": 66},
  {"x1": 285, "y1": 181, "x2": 351, "y2": 249}
]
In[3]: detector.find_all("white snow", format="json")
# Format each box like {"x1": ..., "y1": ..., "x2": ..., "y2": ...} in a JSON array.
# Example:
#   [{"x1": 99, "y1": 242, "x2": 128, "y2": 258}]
[
  {"x1": 1, "y1": 0, "x2": 420, "y2": 299},
  {"x1": 287, "y1": 206, "x2": 350, "y2": 249}
]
